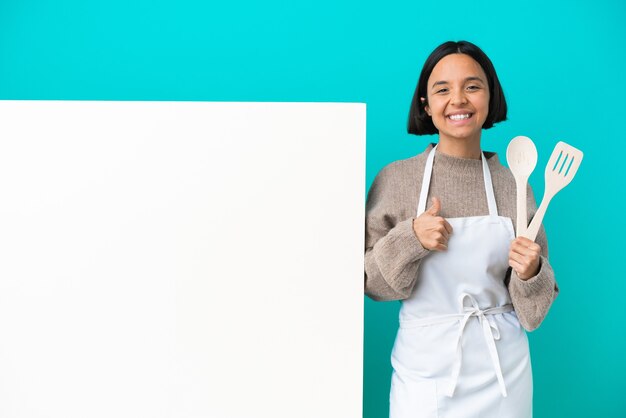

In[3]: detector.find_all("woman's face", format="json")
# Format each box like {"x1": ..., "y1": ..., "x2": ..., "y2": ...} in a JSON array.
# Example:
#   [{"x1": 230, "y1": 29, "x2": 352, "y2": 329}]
[{"x1": 424, "y1": 53, "x2": 490, "y2": 144}]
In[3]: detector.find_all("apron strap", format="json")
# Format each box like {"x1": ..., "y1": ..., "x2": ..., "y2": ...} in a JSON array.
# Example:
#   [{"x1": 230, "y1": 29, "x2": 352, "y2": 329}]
[
  {"x1": 481, "y1": 149, "x2": 499, "y2": 217},
  {"x1": 416, "y1": 145, "x2": 437, "y2": 216},
  {"x1": 446, "y1": 293, "x2": 509, "y2": 398},
  {"x1": 416, "y1": 144, "x2": 499, "y2": 217}
]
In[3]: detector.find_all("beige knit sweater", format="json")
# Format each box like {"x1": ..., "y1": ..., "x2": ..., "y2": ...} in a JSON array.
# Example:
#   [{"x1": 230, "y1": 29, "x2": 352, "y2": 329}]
[{"x1": 365, "y1": 143, "x2": 559, "y2": 331}]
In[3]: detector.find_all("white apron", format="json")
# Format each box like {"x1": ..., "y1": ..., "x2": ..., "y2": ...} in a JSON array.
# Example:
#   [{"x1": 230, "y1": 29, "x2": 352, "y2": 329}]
[{"x1": 389, "y1": 146, "x2": 533, "y2": 418}]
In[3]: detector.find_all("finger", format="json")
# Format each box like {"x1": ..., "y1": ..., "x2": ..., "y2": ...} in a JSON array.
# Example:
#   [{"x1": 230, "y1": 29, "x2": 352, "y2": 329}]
[
  {"x1": 423, "y1": 235, "x2": 448, "y2": 251},
  {"x1": 433, "y1": 230, "x2": 449, "y2": 243},
  {"x1": 426, "y1": 197, "x2": 441, "y2": 216},
  {"x1": 513, "y1": 237, "x2": 541, "y2": 253},
  {"x1": 515, "y1": 236, "x2": 535, "y2": 247},
  {"x1": 508, "y1": 250, "x2": 528, "y2": 266},
  {"x1": 429, "y1": 223, "x2": 448, "y2": 240},
  {"x1": 511, "y1": 240, "x2": 541, "y2": 257},
  {"x1": 510, "y1": 244, "x2": 535, "y2": 259},
  {"x1": 442, "y1": 218, "x2": 453, "y2": 235},
  {"x1": 509, "y1": 259, "x2": 526, "y2": 276},
  {"x1": 509, "y1": 251, "x2": 537, "y2": 276}
]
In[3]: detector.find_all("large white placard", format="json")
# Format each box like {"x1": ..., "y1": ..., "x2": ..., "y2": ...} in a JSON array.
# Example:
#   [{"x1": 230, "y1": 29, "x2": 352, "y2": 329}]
[{"x1": 0, "y1": 101, "x2": 365, "y2": 418}]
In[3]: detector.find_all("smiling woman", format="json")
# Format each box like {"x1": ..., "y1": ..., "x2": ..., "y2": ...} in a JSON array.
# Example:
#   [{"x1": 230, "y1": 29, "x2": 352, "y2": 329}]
[
  {"x1": 364, "y1": 41, "x2": 558, "y2": 418},
  {"x1": 422, "y1": 54, "x2": 490, "y2": 157}
]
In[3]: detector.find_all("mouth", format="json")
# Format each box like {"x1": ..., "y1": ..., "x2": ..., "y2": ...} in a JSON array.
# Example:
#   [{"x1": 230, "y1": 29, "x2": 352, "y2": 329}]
[{"x1": 447, "y1": 113, "x2": 473, "y2": 121}]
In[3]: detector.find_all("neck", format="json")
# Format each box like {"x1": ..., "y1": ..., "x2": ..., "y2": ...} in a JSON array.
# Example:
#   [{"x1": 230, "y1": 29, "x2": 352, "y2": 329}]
[{"x1": 436, "y1": 135, "x2": 482, "y2": 159}]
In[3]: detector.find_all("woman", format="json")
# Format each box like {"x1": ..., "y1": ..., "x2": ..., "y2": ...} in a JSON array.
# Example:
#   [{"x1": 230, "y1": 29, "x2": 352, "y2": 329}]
[{"x1": 364, "y1": 41, "x2": 559, "y2": 418}]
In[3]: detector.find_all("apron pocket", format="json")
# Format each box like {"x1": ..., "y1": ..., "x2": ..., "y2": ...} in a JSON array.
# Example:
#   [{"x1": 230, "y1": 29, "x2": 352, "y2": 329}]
[
  {"x1": 392, "y1": 323, "x2": 457, "y2": 377},
  {"x1": 390, "y1": 372, "x2": 438, "y2": 418}
]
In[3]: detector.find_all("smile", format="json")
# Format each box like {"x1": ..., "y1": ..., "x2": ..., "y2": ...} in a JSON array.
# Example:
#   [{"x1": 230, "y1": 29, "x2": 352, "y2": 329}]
[{"x1": 447, "y1": 113, "x2": 472, "y2": 120}]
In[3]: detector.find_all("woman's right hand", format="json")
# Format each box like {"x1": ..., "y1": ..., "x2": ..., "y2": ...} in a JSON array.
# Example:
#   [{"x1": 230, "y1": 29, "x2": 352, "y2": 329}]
[{"x1": 412, "y1": 197, "x2": 453, "y2": 251}]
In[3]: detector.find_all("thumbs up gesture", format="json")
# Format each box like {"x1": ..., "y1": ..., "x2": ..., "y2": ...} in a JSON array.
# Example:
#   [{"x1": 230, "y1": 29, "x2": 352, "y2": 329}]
[{"x1": 412, "y1": 197, "x2": 453, "y2": 251}]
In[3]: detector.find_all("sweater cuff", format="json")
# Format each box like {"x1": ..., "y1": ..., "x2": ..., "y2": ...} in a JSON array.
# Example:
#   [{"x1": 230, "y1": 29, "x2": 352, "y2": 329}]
[
  {"x1": 372, "y1": 218, "x2": 429, "y2": 282},
  {"x1": 509, "y1": 255, "x2": 556, "y2": 297}
]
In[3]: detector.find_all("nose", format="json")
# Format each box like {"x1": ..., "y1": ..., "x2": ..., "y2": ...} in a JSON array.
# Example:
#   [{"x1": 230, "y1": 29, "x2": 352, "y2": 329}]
[{"x1": 450, "y1": 89, "x2": 468, "y2": 105}]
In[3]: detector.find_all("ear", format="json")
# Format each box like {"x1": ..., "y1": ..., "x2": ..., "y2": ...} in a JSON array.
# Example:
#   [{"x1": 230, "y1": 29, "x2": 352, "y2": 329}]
[{"x1": 420, "y1": 97, "x2": 431, "y2": 116}]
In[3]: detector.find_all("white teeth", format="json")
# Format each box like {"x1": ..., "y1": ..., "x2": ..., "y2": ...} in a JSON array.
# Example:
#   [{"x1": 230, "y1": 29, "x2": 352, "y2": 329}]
[{"x1": 448, "y1": 114, "x2": 471, "y2": 120}]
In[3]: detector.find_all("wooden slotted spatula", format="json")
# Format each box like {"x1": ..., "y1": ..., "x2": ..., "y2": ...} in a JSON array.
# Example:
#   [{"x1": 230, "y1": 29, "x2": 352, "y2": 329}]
[{"x1": 523, "y1": 141, "x2": 583, "y2": 241}]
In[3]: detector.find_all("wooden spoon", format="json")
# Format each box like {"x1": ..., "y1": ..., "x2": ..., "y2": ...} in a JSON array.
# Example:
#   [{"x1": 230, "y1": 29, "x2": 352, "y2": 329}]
[{"x1": 506, "y1": 136, "x2": 538, "y2": 237}]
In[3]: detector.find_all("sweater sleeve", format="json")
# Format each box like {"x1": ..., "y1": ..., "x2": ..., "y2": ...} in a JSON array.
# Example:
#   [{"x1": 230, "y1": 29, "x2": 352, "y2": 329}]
[
  {"x1": 364, "y1": 164, "x2": 430, "y2": 301},
  {"x1": 507, "y1": 183, "x2": 560, "y2": 331}
]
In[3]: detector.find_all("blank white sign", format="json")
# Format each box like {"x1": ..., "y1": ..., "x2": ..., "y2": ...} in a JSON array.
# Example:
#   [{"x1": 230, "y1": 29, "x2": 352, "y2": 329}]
[{"x1": 0, "y1": 101, "x2": 365, "y2": 418}]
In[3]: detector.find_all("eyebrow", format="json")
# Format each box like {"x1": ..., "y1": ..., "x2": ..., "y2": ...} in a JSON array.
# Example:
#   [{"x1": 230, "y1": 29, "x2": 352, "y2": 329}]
[{"x1": 431, "y1": 76, "x2": 485, "y2": 89}]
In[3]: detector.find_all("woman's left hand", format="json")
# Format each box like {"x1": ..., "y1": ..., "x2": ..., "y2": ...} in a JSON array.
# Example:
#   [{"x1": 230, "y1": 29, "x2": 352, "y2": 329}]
[{"x1": 509, "y1": 237, "x2": 541, "y2": 280}]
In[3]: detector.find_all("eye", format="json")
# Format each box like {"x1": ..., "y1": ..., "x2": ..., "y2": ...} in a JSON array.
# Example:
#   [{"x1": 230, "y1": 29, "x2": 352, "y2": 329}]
[
  {"x1": 467, "y1": 85, "x2": 481, "y2": 91},
  {"x1": 435, "y1": 88, "x2": 448, "y2": 94}
]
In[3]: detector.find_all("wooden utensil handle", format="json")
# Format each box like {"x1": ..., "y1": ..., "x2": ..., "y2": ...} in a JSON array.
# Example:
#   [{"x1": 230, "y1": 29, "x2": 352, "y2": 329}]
[
  {"x1": 523, "y1": 197, "x2": 550, "y2": 241},
  {"x1": 516, "y1": 180, "x2": 527, "y2": 237}
]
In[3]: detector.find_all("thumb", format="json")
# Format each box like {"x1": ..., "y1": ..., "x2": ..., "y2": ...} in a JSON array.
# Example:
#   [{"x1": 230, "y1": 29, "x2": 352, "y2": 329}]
[{"x1": 426, "y1": 197, "x2": 441, "y2": 216}]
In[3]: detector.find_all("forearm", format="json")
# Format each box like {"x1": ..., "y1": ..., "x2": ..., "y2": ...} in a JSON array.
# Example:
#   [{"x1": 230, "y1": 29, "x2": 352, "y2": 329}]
[
  {"x1": 508, "y1": 255, "x2": 559, "y2": 331},
  {"x1": 365, "y1": 218, "x2": 430, "y2": 301}
]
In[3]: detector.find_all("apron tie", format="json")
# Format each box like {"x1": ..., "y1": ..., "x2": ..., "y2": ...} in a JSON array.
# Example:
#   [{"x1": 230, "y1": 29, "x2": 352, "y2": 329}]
[{"x1": 446, "y1": 293, "x2": 510, "y2": 398}]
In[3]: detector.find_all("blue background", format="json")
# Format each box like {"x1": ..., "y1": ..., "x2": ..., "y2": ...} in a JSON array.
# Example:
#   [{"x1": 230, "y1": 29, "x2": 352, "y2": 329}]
[{"x1": 1, "y1": 1, "x2": 625, "y2": 416}]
